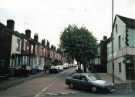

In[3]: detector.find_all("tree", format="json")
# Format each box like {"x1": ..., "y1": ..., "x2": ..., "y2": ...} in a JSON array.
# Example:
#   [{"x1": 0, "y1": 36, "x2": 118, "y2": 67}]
[{"x1": 60, "y1": 25, "x2": 97, "y2": 72}]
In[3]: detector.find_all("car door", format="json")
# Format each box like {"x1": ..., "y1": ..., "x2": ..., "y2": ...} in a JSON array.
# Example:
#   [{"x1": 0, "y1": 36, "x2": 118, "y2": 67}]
[
  {"x1": 72, "y1": 74, "x2": 81, "y2": 89},
  {"x1": 79, "y1": 75, "x2": 89, "y2": 90}
]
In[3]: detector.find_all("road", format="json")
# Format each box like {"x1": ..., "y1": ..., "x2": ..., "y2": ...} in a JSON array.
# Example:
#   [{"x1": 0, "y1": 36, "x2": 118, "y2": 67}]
[{"x1": 0, "y1": 68, "x2": 134, "y2": 97}]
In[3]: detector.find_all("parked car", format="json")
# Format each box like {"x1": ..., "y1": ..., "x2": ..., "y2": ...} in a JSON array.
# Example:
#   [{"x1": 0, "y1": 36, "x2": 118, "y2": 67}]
[
  {"x1": 49, "y1": 66, "x2": 60, "y2": 73},
  {"x1": 63, "y1": 63, "x2": 69, "y2": 69},
  {"x1": 65, "y1": 73, "x2": 115, "y2": 93},
  {"x1": 49, "y1": 65, "x2": 64, "y2": 73},
  {"x1": 56, "y1": 65, "x2": 63, "y2": 71}
]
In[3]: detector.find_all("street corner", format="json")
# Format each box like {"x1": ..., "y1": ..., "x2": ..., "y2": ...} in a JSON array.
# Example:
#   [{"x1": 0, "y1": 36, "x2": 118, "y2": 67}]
[{"x1": 115, "y1": 82, "x2": 135, "y2": 90}]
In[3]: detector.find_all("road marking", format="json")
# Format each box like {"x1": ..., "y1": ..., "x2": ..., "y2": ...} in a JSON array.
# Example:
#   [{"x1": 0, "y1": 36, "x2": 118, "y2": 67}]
[
  {"x1": 41, "y1": 91, "x2": 77, "y2": 96},
  {"x1": 34, "y1": 68, "x2": 76, "y2": 97},
  {"x1": 34, "y1": 80, "x2": 56, "y2": 97},
  {"x1": 45, "y1": 92, "x2": 58, "y2": 96}
]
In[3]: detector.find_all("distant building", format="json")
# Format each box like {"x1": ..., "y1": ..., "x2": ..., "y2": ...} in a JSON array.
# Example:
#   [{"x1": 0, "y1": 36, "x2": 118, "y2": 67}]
[
  {"x1": 107, "y1": 37, "x2": 112, "y2": 74},
  {"x1": 94, "y1": 36, "x2": 108, "y2": 73},
  {"x1": 94, "y1": 45, "x2": 100, "y2": 65},
  {"x1": 107, "y1": 15, "x2": 135, "y2": 81},
  {"x1": 99, "y1": 36, "x2": 108, "y2": 72}
]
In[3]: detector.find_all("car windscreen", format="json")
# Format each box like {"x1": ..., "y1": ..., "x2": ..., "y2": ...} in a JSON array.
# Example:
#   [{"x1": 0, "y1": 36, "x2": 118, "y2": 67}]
[{"x1": 87, "y1": 74, "x2": 100, "y2": 81}]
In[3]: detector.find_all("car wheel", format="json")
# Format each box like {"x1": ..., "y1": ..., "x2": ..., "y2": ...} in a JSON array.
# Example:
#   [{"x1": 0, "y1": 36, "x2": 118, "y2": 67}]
[
  {"x1": 69, "y1": 83, "x2": 74, "y2": 89},
  {"x1": 91, "y1": 86, "x2": 97, "y2": 92}
]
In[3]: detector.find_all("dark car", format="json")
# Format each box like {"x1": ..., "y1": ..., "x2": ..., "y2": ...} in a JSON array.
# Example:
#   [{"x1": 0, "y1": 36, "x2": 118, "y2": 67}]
[{"x1": 65, "y1": 73, "x2": 115, "y2": 93}]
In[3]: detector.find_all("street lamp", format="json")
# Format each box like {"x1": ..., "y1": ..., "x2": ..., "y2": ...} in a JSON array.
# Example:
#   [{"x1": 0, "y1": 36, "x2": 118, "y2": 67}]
[{"x1": 112, "y1": 0, "x2": 115, "y2": 84}]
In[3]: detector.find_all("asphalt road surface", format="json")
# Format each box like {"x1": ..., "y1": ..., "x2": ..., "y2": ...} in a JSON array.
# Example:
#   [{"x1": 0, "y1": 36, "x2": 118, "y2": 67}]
[{"x1": 0, "y1": 68, "x2": 134, "y2": 97}]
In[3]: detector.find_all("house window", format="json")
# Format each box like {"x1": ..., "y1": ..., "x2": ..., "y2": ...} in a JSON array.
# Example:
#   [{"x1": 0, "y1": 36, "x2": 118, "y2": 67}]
[
  {"x1": 116, "y1": 24, "x2": 118, "y2": 33},
  {"x1": 16, "y1": 39, "x2": 21, "y2": 51},
  {"x1": 119, "y1": 63, "x2": 121, "y2": 72},
  {"x1": 118, "y1": 35, "x2": 121, "y2": 50},
  {"x1": 31, "y1": 45, "x2": 33, "y2": 53}
]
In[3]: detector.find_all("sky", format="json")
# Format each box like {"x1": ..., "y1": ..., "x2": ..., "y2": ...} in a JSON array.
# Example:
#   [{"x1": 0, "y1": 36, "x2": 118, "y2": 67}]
[{"x1": 0, "y1": 0, "x2": 135, "y2": 47}]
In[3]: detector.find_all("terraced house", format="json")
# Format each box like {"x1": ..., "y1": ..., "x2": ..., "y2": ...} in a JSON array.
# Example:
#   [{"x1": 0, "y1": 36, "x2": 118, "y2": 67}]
[
  {"x1": 0, "y1": 19, "x2": 66, "y2": 77},
  {"x1": 107, "y1": 15, "x2": 135, "y2": 81},
  {"x1": 0, "y1": 20, "x2": 13, "y2": 77}
]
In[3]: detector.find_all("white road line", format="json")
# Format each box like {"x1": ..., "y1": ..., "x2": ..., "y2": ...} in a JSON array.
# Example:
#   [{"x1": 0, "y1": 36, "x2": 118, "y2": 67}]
[
  {"x1": 34, "y1": 80, "x2": 57, "y2": 97},
  {"x1": 34, "y1": 68, "x2": 75, "y2": 97}
]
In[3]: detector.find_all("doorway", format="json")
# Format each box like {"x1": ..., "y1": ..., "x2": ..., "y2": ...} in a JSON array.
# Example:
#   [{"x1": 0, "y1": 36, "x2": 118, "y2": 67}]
[{"x1": 126, "y1": 63, "x2": 135, "y2": 80}]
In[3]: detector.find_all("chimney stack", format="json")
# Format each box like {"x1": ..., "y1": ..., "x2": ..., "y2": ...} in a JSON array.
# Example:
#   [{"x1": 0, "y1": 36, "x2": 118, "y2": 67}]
[
  {"x1": 25, "y1": 29, "x2": 31, "y2": 39},
  {"x1": 7, "y1": 19, "x2": 15, "y2": 31},
  {"x1": 46, "y1": 40, "x2": 50, "y2": 48},
  {"x1": 41, "y1": 39, "x2": 45, "y2": 46},
  {"x1": 34, "y1": 33, "x2": 38, "y2": 42},
  {"x1": 103, "y1": 36, "x2": 107, "y2": 41}
]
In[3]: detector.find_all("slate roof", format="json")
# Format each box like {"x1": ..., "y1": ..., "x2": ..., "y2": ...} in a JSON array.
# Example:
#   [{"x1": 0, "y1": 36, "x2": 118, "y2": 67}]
[
  {"x1": 13, "y1": 31, "x2": 24, "y2": 38},
  {"x1": 117, "y1": 15, "x2": 135, "y2": 28}
]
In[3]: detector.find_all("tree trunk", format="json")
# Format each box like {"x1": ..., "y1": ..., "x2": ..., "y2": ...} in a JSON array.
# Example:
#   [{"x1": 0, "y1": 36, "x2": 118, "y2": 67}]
[
  {"x1": 77, "y1": 61, "x2": 79, "y2": 69},
  {"x1": 83, "y1": 64, "x2": 87, "y2": 72},
  {"x1": 76, "y1": 61, "x2": 82, "y2": 73}
]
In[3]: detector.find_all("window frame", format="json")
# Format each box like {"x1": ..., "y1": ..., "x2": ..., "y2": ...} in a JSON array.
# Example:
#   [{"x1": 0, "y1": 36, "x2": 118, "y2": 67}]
[
  {"x1": 119, "y1": 62, "x2": 122, "y2": 73},
  {"x1": 118, "y1": 35, "x2": 121, "y2": 50}
]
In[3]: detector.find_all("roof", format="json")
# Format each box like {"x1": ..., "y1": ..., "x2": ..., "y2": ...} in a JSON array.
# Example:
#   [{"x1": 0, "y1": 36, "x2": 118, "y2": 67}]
[
  {"x1": 0, "y1": 22, "x2": 12, "y2": 32},
  {"x1": 106, "y1": 37, "x2": 111, "y2": 43},
  {"x1": 13, "y1": 31, "x2": 24, "y2": 38},
  {"x1": 117, "y1": 15, "x2": 135, "y2": 28}
]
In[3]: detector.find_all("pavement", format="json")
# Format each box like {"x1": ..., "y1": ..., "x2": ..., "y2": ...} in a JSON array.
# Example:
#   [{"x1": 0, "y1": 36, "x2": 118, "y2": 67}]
[
  {"x1": 95, "y1": 73, "x2": 123, "y2": 83},
  {"x1": 0, "y1": 71, "x2": 47, "y2": 91},
  {"x1": 96, "y1": 73, "x2": 135, "y2": 92}
]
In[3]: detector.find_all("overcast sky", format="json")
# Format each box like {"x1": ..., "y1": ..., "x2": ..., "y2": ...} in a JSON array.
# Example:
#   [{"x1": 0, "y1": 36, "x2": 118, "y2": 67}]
[{"x1": 0, "y1": 0, "x2": 135, "y2": 47}]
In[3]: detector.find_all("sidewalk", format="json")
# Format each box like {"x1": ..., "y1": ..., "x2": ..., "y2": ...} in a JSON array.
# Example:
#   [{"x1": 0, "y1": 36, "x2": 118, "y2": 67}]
[
  {"x1": 95, "y1": 73, "x2": 123, "y2": 83},
  {"x1": 0, "y1": 72, "x2": 46, "y2": 91},
  {"x1": 96, "y1": 73, "x2": 135, "y2": 89}
]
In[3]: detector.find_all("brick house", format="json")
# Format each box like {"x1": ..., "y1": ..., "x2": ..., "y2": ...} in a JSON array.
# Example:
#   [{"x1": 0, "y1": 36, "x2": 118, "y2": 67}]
[{"x1": 0, "y1": 20, "x2": 13, "y2": 76}]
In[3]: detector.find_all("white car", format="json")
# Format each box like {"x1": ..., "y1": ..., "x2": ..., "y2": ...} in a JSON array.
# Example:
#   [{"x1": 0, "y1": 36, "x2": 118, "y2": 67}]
[
  {"x1": 49, "y1": 65, "x2": 61, "y2": 73},
  {"x1": 63, "y1": 63, "x2": 69, "y2": 69},
  {"x1": 50, "y1": 66, "x2": 56, "y2": 69},
  {"x1": 56, "y1": 65, "x2": 64, "y2": 71}
]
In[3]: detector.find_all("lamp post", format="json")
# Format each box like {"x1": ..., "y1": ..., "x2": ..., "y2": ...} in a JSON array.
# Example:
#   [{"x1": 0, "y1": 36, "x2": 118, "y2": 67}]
[{"x1": 112, "y1": 0, "x2": 115, "y2": 84}]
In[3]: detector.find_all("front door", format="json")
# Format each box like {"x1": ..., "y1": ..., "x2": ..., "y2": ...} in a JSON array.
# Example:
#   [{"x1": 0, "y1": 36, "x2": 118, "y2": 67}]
[{"x1": 126, "y1": 63, "x2": 135, "y2": 80}]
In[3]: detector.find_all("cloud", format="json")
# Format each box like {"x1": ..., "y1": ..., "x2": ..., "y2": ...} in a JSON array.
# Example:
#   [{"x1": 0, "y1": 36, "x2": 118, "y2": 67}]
[{"x1": 0, "y1": 0, "x2": 113, "y2": 47}]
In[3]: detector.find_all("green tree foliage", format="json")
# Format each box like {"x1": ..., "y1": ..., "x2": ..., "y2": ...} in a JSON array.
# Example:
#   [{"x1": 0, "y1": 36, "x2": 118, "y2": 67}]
[{"x1": 60, "y1": 25, "x2": 97, "y2": 72}]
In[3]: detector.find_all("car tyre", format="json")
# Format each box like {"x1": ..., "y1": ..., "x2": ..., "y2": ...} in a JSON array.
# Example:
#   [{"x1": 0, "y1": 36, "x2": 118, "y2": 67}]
[
  {"x1": 91, "y1": 86, "x2": 97, "y2": 93},
  {"x1": 69, "y1": 83, "x2": 74, "y2": 89}
]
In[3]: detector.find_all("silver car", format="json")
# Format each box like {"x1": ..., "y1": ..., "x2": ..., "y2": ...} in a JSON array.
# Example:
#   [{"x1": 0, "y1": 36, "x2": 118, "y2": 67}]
[{"x1": 65, "y1": 73, "x2": 115, "y2": 93}]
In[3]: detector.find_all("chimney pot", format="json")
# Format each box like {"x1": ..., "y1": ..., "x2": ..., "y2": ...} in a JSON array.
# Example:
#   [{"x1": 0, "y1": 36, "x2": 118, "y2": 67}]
[
  {"x1": 7, "y1": 19, "x2": 15, "y2": 31},
  {"x1": 34, "y1": 33, "x2": 38, "y2": 42},
  {"x1": 25, "y1": 29, "x2": 31, "y2": 39}
]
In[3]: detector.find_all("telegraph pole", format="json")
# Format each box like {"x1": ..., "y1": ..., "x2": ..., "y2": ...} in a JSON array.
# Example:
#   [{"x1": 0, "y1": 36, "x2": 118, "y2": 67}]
[{"x1": 112, "y1": 0, "x2": 115, "y2": 83}]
